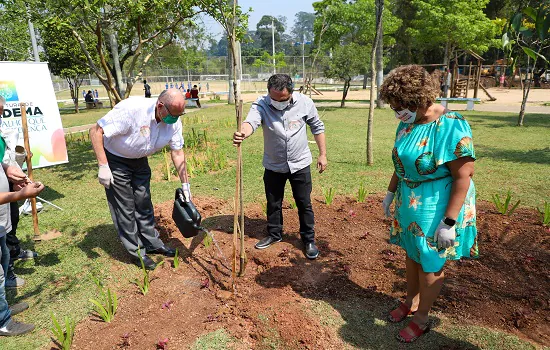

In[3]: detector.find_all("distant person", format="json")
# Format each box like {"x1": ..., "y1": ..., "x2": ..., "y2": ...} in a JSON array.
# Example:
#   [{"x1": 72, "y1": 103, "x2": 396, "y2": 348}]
[
  {"x1": 185, "y1": 89, "x2": 191, "y2": 99},
  {"x1": 85, "y1": 90, "x2": 94, "y2": 103},
  {"x1": 165, "y1": 82, "x2": 169, "y2": 90},
  {"x1": 169, "y1": 82, "x2": 174, "y2": 88},
  {"x1": 143, "y1": 80, "x2": 151, "y2": 98},
  {"x1": 93, "y1": 89, "x2": 99, "y2": 102},
  {"x1": 82, "y1": 90, "x2": 86, "y2": 100},
  {"x1": 179, "y1": 82, "x2": 185, "y2": 91},
  {"x1": 187, "y1": 81, "x2": 192, "y2": 91},
  {"x1": 190, "y1": 85, "x2": 201, "y2": 108},
  {"x1": 206, "y1": 82, "x2": 210, "y2": 92},
  {"x1": 198, "y1": 82, "x2": 202, "y2": 92}
]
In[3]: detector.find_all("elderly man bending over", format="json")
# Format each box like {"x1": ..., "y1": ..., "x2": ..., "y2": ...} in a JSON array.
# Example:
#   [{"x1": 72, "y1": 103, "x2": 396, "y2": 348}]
[{"x1": 91, "y1": 89, "x2": 191, "y2": 270}]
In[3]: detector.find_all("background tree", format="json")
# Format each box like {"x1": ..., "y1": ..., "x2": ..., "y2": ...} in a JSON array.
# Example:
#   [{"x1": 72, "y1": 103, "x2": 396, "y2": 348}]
[
  {"x1": 324, "y1": 44, "x2": 366, "y2": 107},
  {"x1": 313, "y1": 0, "x2": 398, "y2": 95},
  {"x1": 36, "y1": 0, "x2": 203, "y2": 104},
  {"x1": 256, "y1": 15, "x2": 286, "y2": 52},
  {"x1": 503, "y1": 5, "x2": 550, "y2": 126},
  {"x1": 291, "y1": 12, "x2": 316, "y2": 43},
  {"x1": 408, "y1": 0, "x2": 498, "y2": 66},
  {"x1": 40, "y1": 24, "x2": 93, "y2": 113},
  {"x1": 0, "y1": 3, "x2": 31, "y2": 61},
  {"x1": 367, "y1": 0, "x2": 384, "y2": 166}
]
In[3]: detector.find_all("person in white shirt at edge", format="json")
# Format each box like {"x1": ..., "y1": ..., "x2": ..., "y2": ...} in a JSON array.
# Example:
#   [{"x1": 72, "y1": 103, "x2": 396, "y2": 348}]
[
  {"x1": 233, "y1": 74, "x2": 327, "y2": 260},
  {"x1": 90, "y1": 88, "x2": 190, "y2": 270}
]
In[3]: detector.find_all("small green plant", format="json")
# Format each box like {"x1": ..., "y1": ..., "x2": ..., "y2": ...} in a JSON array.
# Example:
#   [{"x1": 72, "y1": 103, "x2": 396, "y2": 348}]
[
  {"x1": 323, "y1": 187, "x2": 336, "y2": 206},
  {"x1": 51, "y1": 313, "x2": 75, "y2": 350},
  {"x1": 134, "y1": 250, "x2": 164, "y2": 296},
  {"x1": 289, "y1": 199, "x2": 297, "y2": 209},
  {"x1": 89, "y1": 276, "x2": 118, "y2": 322},
  {"x1": 173, "y1": 248, "x2": 180, "y2": 269},
  {"x1": 537, "y1": 201, "x2": 550, "y2": 226},
  {"x1": 203, "y1": 232, "x2": 213, "y2": 248},
  {"x1": 357, "y1": 183, "x2": 367, "y2": 203},
  {"x1": 492, "y1": 189, "x2": 520, "y2": 216}
]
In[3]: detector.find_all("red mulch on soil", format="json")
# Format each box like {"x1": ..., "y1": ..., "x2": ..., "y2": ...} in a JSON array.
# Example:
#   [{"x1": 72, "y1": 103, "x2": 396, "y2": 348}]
[{"x1": 71, "y1": 196, "x2": 549, "y2": 349}]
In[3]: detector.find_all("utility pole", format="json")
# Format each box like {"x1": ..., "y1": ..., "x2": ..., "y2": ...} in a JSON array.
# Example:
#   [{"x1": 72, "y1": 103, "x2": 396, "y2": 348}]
[
  {"x1": 272, "y1": 17, "x2": 276, "y2": 74},
  {"x1": 27, "y1": 14, "x2": 39, "y2": 62},
  {"x1": 302, "y1": 34, "x2": 306, "y2": 86}
]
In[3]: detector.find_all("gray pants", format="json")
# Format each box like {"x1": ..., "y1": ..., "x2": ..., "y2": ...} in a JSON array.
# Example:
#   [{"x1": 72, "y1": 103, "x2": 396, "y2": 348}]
[{"x1": 105, "y1": 150, "x2": 164, "y2": 258}]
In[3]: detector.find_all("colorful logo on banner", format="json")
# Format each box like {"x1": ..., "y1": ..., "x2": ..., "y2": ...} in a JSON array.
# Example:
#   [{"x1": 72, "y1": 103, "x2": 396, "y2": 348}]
[
  {"x1": 0, "y1": 72, "x2": 68, "y2": 169},
  {"x1": 0, "y1": 81, "x2": 19, "y2": 102}
]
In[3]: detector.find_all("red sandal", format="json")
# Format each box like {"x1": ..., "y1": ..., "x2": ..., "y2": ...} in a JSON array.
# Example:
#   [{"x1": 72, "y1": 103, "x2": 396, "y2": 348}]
[
  {"x1": 397, "y1": 320, "x2": 430, "y2": 343},
  {"x1": 388, "y1": 302, "x2": 414, "y2": 323}
]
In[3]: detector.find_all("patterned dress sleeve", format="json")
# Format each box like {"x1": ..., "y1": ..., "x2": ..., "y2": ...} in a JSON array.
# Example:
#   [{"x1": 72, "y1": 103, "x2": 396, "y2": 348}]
[{"x1": 434, "y1": 112, "x2": 476, "y2": 165}]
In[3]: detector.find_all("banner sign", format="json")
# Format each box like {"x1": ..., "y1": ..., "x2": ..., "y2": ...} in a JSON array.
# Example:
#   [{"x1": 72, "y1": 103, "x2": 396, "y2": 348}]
[{"x1": 0, "y1": 61, "x2": 68, "y2": 169}]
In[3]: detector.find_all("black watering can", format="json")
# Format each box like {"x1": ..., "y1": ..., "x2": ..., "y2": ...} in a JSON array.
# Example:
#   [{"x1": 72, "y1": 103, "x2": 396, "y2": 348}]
[{"x1": 172, "y1": 188, "x2": 202, "y2": 238}]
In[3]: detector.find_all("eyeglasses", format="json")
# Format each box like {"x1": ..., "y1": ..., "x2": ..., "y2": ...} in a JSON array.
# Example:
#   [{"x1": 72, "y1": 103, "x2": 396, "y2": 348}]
[{"x1": 161, "y1": 103, "x2": 184, "y2": 118}]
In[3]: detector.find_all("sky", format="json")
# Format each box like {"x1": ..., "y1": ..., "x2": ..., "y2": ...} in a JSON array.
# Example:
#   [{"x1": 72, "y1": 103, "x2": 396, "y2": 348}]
[{"x1": 202, "y1": 0, "x2": 317, "y2": 39}]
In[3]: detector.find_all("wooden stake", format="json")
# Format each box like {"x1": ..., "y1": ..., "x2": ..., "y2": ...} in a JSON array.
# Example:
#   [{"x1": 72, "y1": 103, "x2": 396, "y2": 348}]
[
  {"x1": 237, "y1": 100, "x2": 247, "y2": 277},
  {"x1": 231, "y1": 113, "x2": 240, "y2": 292},
  {"x1": 19, "y1": 103, "x2": 41, "y2": 241}
]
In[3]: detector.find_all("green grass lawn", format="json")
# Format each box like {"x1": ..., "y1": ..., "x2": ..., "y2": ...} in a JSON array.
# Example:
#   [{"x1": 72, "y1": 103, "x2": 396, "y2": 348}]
[{"x1": 4, "y1": 104, "x2": 548, "y2": 350}]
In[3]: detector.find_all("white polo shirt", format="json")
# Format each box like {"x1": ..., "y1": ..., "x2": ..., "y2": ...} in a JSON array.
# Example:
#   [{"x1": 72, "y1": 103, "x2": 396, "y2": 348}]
[{"x1": 98, "y1": 97, "x2": 184, "y2": 159}]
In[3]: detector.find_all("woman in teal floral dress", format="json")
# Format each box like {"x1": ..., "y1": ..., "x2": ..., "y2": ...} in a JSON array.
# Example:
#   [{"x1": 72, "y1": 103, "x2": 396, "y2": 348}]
[{"x1": 379, "y1": 65, "x2": 478, "y2": 343}]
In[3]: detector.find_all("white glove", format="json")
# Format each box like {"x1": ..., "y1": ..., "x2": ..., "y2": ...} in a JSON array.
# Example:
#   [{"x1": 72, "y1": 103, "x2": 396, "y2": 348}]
[
  {"x1": 434, "y1": 220, "x2": 456, "y2": 249},
  {"x1": 98, "y1": 164, "x2": 114, "y2": 189},
  {"x1": 382, "y1": 191, "x2": 395, "y2": 217},
  {"x1": 182, "y1": 182, "x2": 191, "y2": 202}
]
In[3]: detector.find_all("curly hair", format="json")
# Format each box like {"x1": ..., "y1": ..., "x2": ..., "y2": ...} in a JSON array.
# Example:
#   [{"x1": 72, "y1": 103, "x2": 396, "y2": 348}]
[{"x1": 379, "y1": 65, "x2": 440, "y2": 109}]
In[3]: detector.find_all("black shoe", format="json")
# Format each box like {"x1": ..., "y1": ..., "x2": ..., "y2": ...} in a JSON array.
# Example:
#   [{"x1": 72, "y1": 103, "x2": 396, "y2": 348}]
[
  {"x1": 9, "y1": 302, "x2": 29, "y2": 316},
  {"x1": 0, "y1": 319, "x2": 35, "y2": 336},
  {"x1": 135, "y1": 255, "x2": 157, "y2": 270},
  {"x1": 255, "y1": 236, "x2": 281, "y2": 250},
  {"x1": 305, "y1": 242, "x2": 319, "y2": 260},
  {"x1": 146, "y1": 245, "x2": 176, "y2": 257}
]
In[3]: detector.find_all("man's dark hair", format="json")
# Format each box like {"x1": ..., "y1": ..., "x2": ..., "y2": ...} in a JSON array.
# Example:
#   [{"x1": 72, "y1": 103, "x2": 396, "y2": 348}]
[
  {"x1": 143, "y1": 80, "x2": 147, "y2": 84},
  {"x1": 267, "y1": 74, "x2": 293, "y2": 94},
  {"x1": 193, "y1": 85, "x2": 197, "y2": 88}
]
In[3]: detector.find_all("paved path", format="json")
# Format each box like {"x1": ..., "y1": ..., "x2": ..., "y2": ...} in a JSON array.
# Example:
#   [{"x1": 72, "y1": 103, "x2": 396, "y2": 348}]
[{"x1": 314, "y1": 101, "x2": 550, "y2": 114}]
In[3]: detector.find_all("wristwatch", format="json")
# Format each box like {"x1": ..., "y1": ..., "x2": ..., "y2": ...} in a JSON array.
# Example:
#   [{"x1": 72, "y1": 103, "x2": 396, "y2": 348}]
[{"x1": 443, "y1": 217, "x2": 456, "y2": 226}]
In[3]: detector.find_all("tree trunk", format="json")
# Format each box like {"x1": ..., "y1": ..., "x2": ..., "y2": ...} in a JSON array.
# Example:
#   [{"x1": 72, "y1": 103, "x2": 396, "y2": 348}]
[
  {"x1": 108, "y1": 31, "x2": 125, "y2": 97},
  {"x1": 443, "y1": 41, "x2": 450, "y2": 68},
  {"x1": 518, "y1": 61, "x2": 535, "y2": 126},
  {"x1": 367, "y1": 0, "x2": 383, "y2": 166},
  {"x1": 341, "y1": 79, "x2": 350, "y2": 108},
  {"x1": 375, "y1": 20, "x2": 384, "y2": 108}
]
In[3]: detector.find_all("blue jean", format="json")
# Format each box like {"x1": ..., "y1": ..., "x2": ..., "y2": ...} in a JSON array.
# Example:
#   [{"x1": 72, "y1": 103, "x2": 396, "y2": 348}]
[{"x1": 0, "y1": 235, "x2": 11, "y2": 328}]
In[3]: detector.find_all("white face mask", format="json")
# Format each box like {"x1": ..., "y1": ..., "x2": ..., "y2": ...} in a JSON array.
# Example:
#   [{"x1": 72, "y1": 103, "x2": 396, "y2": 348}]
[
  {"x1": 394, "y1": 109, "x2": 417, "y2": 123},
  {"x1": 270, "y1": 99, "x2": 291, "y2": 110}
]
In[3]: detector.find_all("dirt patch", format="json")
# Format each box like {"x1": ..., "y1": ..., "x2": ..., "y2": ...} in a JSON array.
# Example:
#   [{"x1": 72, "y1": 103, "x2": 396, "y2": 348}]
[{"x1": 72, "y1": 196, "x2": 549, "y2": 349}]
